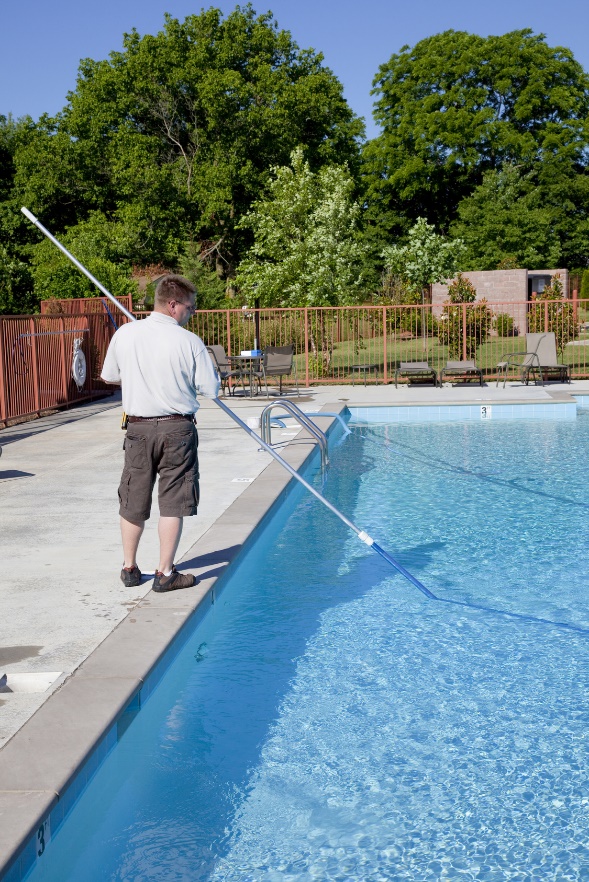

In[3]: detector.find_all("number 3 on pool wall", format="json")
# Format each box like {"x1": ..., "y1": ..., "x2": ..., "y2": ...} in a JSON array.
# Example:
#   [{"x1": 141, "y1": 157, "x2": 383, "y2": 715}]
[
  {"x1": 37, "y1": 818, "x2": 50, "y2": 858},
  {"x1": 480, "y1": 405, "x2": 492, "y2": 420}
]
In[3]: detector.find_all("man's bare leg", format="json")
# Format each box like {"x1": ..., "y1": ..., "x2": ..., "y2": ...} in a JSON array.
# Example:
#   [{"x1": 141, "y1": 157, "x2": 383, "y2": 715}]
[
  {"x1": 121, "y1": 517, "x2": 144, "y2": 568},
  {"x1": 158, "y1": 516, "x2": 183, "y2": 574}
]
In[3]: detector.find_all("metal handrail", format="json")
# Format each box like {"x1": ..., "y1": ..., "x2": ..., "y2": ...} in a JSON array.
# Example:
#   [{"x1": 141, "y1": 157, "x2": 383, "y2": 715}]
[
  {"x1": 261, "y1": 399, "x2": 329, "y2": 474},
  {"x1": 282, "y1": 410, "x2": 351, "y2": 438}
]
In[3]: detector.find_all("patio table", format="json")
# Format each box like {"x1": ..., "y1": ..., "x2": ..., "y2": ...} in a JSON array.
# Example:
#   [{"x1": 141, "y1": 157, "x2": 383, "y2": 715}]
[
  {"x1": 228, "y1": 354, "x2": 264, "y2": 398},
  {"x1": 351, "y1": 363, "x2": 379, "y2": 385}
]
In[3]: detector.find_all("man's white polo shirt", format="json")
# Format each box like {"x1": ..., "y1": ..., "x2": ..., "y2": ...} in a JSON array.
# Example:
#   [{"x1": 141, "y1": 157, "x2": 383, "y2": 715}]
[{"x1": 101, "y1": 312, "x2": 220, "y2": 416}]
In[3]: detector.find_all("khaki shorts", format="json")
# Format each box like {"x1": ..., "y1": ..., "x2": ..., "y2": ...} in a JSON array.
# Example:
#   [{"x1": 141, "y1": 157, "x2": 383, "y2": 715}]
[{"x1": 118, "y1": 419, "x2": 199, "y2": 525}]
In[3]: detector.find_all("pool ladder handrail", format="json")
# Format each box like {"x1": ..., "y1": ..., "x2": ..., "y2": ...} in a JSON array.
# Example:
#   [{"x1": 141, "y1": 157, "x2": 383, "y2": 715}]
[{"x1": 261, "y1": 399, "x2": 329, "y2": 474}]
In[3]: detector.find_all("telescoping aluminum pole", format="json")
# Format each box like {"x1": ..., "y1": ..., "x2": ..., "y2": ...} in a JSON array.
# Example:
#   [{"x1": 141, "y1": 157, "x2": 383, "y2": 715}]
[{"x1": 21, "y1": 206, "x2": 435, "y2": 599}]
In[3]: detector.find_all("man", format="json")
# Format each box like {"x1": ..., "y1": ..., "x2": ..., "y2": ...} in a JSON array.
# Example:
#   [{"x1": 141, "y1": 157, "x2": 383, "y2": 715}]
[{"x1": 101, "y1": 274, "x2": 220, "y2": 592}]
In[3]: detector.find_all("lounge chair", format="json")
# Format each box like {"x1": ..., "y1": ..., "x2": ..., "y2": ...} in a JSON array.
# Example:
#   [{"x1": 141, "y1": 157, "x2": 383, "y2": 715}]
[
  {"x1": 394, "y1": 361, "x2": 438, "y2": 388},
  {"x1": 206, "y1": 345, "x2": 246, "y2": 396},
  {"x1": 253, "y1": 345, "x2": 300, "y2": 396},
  {"x1": 496, "y1": 332, "x2": 570, "y2": 388},
  {"x1": 439, "y1": 360, "x2": 483, "y2": 386}
]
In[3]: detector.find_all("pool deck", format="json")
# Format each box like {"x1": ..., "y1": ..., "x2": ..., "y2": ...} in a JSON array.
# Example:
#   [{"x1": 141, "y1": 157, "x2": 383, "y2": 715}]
[{"x1": 1, "y1": 378, "x2": 588, "y2": 879}]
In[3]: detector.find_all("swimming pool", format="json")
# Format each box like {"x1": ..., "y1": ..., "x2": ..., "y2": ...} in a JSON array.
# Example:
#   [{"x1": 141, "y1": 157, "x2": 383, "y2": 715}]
[{"x1": 25, "y1": 410, "x2": 589, "y2": 880}]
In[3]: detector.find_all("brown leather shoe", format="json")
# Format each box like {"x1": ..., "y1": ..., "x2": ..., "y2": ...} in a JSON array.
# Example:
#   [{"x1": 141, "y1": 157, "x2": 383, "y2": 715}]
[
  {"x1": 120, "y1": 565, "x2": 142, "y2": 587},
  {"x1": 152, "y1": 566, "x2": 196, "y2": 593}
]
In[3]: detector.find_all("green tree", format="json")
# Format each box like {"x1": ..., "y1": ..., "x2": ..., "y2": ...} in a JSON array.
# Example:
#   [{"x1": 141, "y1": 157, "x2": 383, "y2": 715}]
[
  {"x1": 439, "y1": 273, "x2": 494, "y2": 360},
  {"x1": 494, "y1": 312, "x2": 516, "y2": 336},
  {"x1": 0, "y1": 243, "x2": 35, "y2": 315},
  {"x1": 452, "y1": 164, "x2": 562, "y2": 270},
  {"x1": 236, "y1": 147, "x2": 365, "y2": 371},
  {"x1": 236, "y1": 147, "x2": 365, "y2": 307},
  {"x1": 363, "y1": 30, "x2": 589, "y2": 255},
  {"x1": 30, "y1": 213, "x2": 137, "y2": 301},
  {"x1": 11, "y1": 6, "x2": 363, "y2": 279},
  {"x1": 0, "y1": 118, "x2": 46, "y2": 313},
  {"x1": 0, "y1": 117, "x2": 16, "y2": 205},
  {"x1": 178, "y1": 241, "x2": 231, "y2": 310},
  {"x1": 382, "y1": 217, "x2": 464, "y2": 292},
  {"x1": 382, "y1": 218, "x2": 464, "y2": 346}
]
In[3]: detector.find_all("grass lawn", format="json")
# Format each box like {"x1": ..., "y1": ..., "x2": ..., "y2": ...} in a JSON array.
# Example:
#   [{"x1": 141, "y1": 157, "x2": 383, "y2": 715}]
[{"x1": 292, "y1": 333, "x2": 589, "y2": 383}]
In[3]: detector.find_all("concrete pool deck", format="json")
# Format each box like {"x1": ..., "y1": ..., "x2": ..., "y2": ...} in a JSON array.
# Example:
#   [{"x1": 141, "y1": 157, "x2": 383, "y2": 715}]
[{"x1": 1, "y1": 378, "x2": 588, "y2": 879}]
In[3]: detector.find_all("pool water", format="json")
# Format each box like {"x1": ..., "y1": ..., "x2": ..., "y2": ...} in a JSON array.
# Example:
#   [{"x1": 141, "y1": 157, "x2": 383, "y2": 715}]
[{"x1": 27, "y1": 414, "x2": 589, "y2": 881}]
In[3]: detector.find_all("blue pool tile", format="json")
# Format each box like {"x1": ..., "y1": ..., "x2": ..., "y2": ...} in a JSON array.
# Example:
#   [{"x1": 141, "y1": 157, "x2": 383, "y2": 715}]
[
  {"x1": 349, "y1": 401, "x2": 576, "y2": 424},
  {"x1": 3, "y1": 857, "x2": 21, "y2": 882},
  {"x1": 16, "y1": 838, "x2": 37, "y2": 882}
]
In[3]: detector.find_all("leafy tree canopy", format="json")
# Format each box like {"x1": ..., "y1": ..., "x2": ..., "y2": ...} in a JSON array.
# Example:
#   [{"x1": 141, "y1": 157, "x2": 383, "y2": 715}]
[
  {"x1": 452, "y1": 164, "x2": 562, "y2": 270},
  {"x1": 178, "y1": 241, "x2": 232, "y2": 310},
  {"x1": 10, "y1": 5, "x2": 363, "y2": 279},
  {"x1": 30, "y1": 212, "x2": 138, "y2": 301},
  {"x1": 382, "y1": 217, "x2": 464, "y2": 293},
  {"x1": 236, "y1": 147, "x2": 365, "y2": 306},
  {"x1": 363, "y1": 29, "x2": 589, "y2": 247},
  {"x1": 0, "y1": 243, "x2": 35, "y2": 315}
]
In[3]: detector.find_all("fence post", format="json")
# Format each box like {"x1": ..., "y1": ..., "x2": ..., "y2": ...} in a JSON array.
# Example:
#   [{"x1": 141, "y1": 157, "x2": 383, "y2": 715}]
[
  {"x1": 304, "y1": 308, "x2": 309, "y2": 388},
  {"x1": 0, "y1": 320, "x2": 6, "y2": 426},
  {"x1": 58, "y1": 317, "x2": 69, "y2": 404},
  {"x1": 29, "y1": 317, "x2": 41, "y2": 416},
  {"x1": 226, "y1": 310, "x2": 231, "y2": 355},
  {"x1": 573, "y1": 288, "x2": 578, "y2": 324},
  {"x1": 382, "y1": 306, "x2": 388, "y2": 383},
  {"x1": 544, "y1": 300, "x2": 549, "y2": 332},
  {"x1": 462, "y1": 303, "x2": 467, "y2": 361}
]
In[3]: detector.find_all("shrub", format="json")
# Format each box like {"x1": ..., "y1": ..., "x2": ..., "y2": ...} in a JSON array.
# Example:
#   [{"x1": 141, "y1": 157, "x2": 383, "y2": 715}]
[
  {"x1": 399, "y1": 309, "x2": 438, "y2": 337},
  {"x1": 494, "y1": 312, "x2": 516, "y2": 336},
  {"x1": 528, "y1": 273, "x2": 578, "y2": 355},
  {"x1": 439, "y1": 273, "x2": 493, "y2": 359}
]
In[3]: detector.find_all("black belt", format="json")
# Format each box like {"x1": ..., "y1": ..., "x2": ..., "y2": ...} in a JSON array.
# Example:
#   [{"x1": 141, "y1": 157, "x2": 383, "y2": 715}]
[{"x1": 127, "y1": 414, "x2": 194, "y2": 423}]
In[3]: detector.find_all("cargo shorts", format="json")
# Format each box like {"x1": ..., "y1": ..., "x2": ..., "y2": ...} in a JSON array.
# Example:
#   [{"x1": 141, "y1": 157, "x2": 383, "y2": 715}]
[{"x1": 118, "y1": 418, "x2": 199, "y2": 525}]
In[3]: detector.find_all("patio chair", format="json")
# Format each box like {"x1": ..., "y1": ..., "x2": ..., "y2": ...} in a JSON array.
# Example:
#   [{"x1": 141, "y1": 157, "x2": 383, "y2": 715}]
[
  {"x1": 394, "y1": 361, "x2": 438, "y2": 388},
  {"x1": 206, "y1": 345, "x2": 246, "y2": 397},
  {"x1": 439, "y1": 360, "x2": 483, "y2": 386},
  {"x1": 253, "y1": 345, "x2": 300, "y2": 396},
  {"x1": 496, "y1": 332, "x2": 570, "y2": 388}
]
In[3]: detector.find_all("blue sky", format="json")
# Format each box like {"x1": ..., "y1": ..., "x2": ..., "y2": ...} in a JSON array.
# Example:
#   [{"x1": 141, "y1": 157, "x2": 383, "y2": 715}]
[{"x1": 2, "y1": 0, "x2": 588, "y2": 140}]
